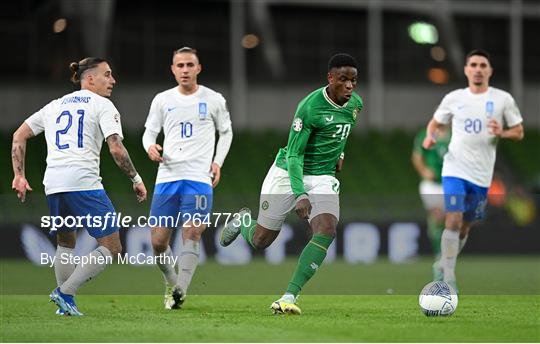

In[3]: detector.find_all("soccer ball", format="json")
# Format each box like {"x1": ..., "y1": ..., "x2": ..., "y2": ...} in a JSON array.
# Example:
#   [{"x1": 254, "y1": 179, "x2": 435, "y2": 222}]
[{"x1": 419, "y1": 281, "x2": 458, "y2": 316}]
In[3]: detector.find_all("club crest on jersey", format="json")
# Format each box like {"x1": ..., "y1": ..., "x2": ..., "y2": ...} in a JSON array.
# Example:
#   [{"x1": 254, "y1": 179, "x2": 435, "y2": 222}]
[
  {"x1": 353, "y1": 107, "x2": 360, "y2": 120},
  {"x1": 292, "y1": 118, "x2": 303, "y2": 132},
  {"x1": 485, "y1": 101, "x2": 494, "y2": 116},
  {"x1": 198, "y1": 102, "x2": 208, "y2": 119}
]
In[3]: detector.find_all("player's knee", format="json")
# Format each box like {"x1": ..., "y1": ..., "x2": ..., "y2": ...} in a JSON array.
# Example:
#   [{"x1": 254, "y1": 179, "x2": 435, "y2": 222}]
[
  {"x1": 252, "y1": 235, "x2": 274, "y2": 250},
  {"x1": 57, "y1": 238, "x2": 76, "y2": 249},
  {"x1": 183, "y1": 225, "x2": 204, "y2": 241},
  {"x1": 151, "y1": 237, "x2": 169, "y2": 253},
  {"x1": 57, "y1": 232, "x2": 76, "y2": 248},
  {"x1": 310, "y1": 214, "x2": 338, "y2": 237},
  {"x1": 445, "y1": 213, "x2": 462, "y2": 230},
  {"x1": 99, "y1": 240, "x2": 122, "y2": 257}
]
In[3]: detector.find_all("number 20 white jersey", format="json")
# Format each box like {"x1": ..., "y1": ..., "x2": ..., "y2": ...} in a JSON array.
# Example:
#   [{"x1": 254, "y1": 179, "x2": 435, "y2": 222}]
[
  {"x1": 433, "y1": 87, "x2": 522, "y2": 187},
  {"x1": 144, "y1": 85, "x2": 232, "y2": 185},
  {"x1": 25, "y1": 89, "x2": 123, "y2": 195}
]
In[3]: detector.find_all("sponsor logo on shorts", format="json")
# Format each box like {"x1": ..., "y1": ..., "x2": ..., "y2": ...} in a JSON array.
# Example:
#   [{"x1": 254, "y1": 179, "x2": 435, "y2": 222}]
[
  {"x1": 262, "y1": 200, "x2": 269, "y2": 210},
  {"x1": 332, "y1": 180, "x2": 340, "y2": 193}
]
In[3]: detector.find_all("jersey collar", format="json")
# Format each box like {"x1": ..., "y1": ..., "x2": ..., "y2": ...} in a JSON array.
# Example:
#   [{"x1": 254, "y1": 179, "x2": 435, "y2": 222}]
[{"x1": 323, "y1": 86, "x2": 348, "y2": 109}]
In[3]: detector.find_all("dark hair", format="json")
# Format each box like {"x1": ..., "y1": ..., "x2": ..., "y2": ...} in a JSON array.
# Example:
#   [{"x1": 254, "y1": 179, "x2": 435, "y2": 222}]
[
  {"x1": 465, "y1": 49, "x2": 490, "y2": 65},
  {"x1": 328, "y1": 53, "x2": 357, "y2": 71},
  {"x1": 172, "y1": 46, "x2": 199, "y2": 60},
  {"x1": 69, "y1": 57, "x2": 108, "y2": 84}
]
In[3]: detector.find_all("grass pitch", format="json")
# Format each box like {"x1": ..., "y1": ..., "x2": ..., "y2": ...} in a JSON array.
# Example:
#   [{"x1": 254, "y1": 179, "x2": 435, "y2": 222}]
[{"x1": 1, "y1": 256, "x2": 539, "y2": 342}]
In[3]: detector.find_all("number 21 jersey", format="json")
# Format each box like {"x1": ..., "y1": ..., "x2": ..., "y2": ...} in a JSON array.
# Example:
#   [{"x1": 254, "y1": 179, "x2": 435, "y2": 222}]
[{"x1": 25, "y1": 89, "x2": 123, "y2": 195}]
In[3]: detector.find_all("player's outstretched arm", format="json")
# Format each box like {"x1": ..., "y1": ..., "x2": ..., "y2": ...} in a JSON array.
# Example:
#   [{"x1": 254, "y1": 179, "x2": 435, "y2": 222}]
[
  {"x1": 106, "y1": 134, "x2": 147, "y2": 202},
  {"x1": 11, "y1": 123, "x2": 35, "y2": 202},
  {"x1": 423, "y1": 119, "x2": 444, "y2": 149}
]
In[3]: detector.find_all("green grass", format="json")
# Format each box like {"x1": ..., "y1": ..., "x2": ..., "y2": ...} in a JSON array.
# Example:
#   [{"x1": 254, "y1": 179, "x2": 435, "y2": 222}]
[
  {"x1": 1, "y1": 257, "x2": 540, "y2": 342},
  {"x1": 2, "y1": 295, "x2": 539, "y2": 342}
]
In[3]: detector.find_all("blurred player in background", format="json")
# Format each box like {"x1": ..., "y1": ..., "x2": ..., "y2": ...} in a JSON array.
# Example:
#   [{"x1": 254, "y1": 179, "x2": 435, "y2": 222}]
[
  {"x1": 412, "y1": 126, "x2": 450, "y2": 279},
  {"x1": 143, "y1": 47, "x2": 233, "y2": 309},
  {"x1": 11, "y1": 57, "x2": 147, "y2": 315},
  {"x1": 220, "y1": 53, "x2": 362, "y2": 315},
  {"x1": 423, "y1": 49, "x2": 524, "y2": 292}
]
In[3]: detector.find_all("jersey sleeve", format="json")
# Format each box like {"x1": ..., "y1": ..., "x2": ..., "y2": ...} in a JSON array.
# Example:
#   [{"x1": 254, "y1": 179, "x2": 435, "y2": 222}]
[
  {"x1": 502, "y1": 93, "x2": 523, "y2": 128},
  {"x1": 213, "y1": 94, "x2": 232, "y2": 133},
  {"x1": 24, "y1": 103, "x2": 48, "y2": 136},
  {"x1": 144, "y1": 95, "x2": 164, "y2": 133},
  {"x1": 285, "y1": 100, "x2": 313, "y2": 198},
  {"x1": 433, "y1": 94, "x2": 453, "y2": 124},
  {"x1": 98, "y1": 99, "x2": 123, "y2": 140}
]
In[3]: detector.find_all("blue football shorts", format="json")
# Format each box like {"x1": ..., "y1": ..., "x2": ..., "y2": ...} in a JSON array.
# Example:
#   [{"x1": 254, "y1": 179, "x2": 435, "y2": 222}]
[
  {"x1": 46, "y1": 189, "x2": 119, "y2": 238},
  {"x1": 149, "y1": 179, "x2": 213, "y2": 228},
  {"x1": 442, "y1": 176, "x2": 489, "y2": 222}
]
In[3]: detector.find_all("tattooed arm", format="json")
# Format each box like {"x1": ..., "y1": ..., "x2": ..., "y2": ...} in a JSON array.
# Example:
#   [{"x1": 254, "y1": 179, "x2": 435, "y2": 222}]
[
  {"x1": 106, "y1": 134, "x2": 138, "y2": 178},
  {"x1": 11, "y1": 123, "x2": 35, "y2": 202},
  {"x1": 106, "y1": 134, "x2": 147, "y2": 202}
]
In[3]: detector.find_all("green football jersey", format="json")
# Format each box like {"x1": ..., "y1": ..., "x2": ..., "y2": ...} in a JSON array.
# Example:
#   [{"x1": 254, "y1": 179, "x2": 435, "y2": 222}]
[
  {"x1": 275, "y1": 86, "x2": 363, "y2": 197},
  {"x1": 413, "y1": 128, "x2": 450, "y2": 183}
]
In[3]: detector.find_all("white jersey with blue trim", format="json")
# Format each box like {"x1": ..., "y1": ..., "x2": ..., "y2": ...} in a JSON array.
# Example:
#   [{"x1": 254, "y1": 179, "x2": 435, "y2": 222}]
[
  {"x1": 144, "y1": 85, "x2": 232, "y2": 185},
  {"x1": 25, "y1": 89, "x2": 123, "y2": 195},
  {"x1": 433, "y1": 87, "x2": 522, "y2": 187}
]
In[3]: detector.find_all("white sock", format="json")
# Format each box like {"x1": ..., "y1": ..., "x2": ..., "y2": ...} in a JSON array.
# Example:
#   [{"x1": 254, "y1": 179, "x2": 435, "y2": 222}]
[
  {"x1": 177, "y1": 239, "x2": 200, "y2": 293},
  {"x1": 458, "y1": 235, "x2": 468, "y2": 254},
  {"x1": 60, "y1": 246, "x2": 112, "y2": 295},
  {"x1": 156, "y1": 246, "x2": 178, "y2": 286},
  {"x1": 54, "y1": 246, "x2": 76, "y2": 287},
  {"x1": 434, "y1": 235, "x2": 467, "y2": 269},
  {"x1": 440, "y1": 229, "x2": 459, "y2": 281}
]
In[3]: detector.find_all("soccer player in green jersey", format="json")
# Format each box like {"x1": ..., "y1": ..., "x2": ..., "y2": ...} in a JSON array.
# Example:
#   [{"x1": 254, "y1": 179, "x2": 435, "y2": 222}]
[
  {"x1": 412, "y1": 127, "x2": 450, "y2": 280},
  {"x1": 220, "y1": 53, "x2": 363, "y2": 315}
]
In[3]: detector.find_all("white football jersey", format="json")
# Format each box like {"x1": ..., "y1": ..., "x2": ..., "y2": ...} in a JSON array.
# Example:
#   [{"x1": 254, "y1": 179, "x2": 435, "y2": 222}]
[
  {"x1": 433, "y1": 87, "x2": 522, "y2": 187},
  {"x1": 145, "y1": 85, "x2": 232, "y2": 185},
  {"x1": 25, "y1": 89, "x2": 123, "y2": 195}
]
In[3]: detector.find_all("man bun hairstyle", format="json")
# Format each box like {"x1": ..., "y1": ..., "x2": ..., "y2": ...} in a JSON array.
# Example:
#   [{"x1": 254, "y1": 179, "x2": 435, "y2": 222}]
[
  {"x1": 69, "y1": 57, "x2": 108, "y2": 84},
  {"x1": 465, "y1": 49, "x2": 490, "y2": 65},
  {"x1": 328, "y1": 53, "x2": 357, "y2": 71}
]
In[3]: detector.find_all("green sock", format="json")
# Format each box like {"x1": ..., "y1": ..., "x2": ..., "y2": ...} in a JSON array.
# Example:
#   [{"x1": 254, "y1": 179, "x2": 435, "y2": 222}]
[
  {"x1": 240, "y1": 217, "x2": 257, "y2": 248},
  {"x1": 427, "y1": 215, "x2": 444, "y2": 255},
  {"x1": 286, "y1": 234, "x2": 334, "y2": 297}
]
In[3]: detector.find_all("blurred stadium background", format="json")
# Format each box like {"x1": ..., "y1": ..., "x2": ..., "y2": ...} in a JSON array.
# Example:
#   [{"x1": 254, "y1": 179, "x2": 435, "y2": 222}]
[{"x1": 1, "y1": 0, "x2": 539, "y2": 265}]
